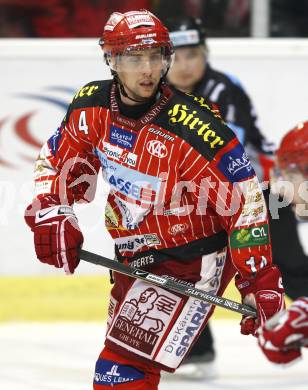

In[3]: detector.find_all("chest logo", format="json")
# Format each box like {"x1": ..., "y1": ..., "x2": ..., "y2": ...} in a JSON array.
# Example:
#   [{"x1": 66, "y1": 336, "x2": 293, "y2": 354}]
[{"x1": 146, "y1": 140, "x2": 168, "y2": 158}]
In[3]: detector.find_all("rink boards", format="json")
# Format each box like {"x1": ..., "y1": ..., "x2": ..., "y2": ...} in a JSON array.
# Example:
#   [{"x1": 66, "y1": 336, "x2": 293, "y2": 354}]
[{"x1": 0, "y1": 275, "x2": 249, "y2": 322}]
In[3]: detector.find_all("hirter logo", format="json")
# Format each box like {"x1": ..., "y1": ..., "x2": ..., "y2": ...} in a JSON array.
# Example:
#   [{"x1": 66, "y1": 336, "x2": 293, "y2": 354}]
[{"x1": 146, "y1": 140, "x2": 168, "y2": 158}]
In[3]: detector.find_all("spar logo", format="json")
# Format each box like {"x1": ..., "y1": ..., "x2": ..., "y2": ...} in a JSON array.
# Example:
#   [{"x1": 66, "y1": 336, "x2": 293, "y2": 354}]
[
  {"x1": 146, "y1": 140, "x2": 168, "y2": 158},
  {"x1": 0, "y1": 86, "x2": 74, "y2": 169}
]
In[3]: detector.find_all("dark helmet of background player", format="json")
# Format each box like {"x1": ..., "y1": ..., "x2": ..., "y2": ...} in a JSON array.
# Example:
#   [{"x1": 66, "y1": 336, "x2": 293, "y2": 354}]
[{"x1": 164, "y1": 16, "x2": 207, "y2": 48}]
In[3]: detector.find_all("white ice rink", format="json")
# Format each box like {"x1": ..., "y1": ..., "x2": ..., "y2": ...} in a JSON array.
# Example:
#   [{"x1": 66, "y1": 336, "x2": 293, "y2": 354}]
[{"x1": 0, "y1": 320, "x2": 307, "y2": 390}]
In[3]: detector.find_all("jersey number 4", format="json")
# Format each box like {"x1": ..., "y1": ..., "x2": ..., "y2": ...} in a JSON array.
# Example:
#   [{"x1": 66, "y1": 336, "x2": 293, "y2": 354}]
[{"x1": 78, "y1": 111, "x2": 88, "y2": 134}]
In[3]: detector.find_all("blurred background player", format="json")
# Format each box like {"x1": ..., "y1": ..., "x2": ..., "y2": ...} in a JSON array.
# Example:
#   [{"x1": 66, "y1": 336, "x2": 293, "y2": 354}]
[
  {"x1": 164, "y1": 16, "x2": 308, "y2": 378},
  {"x1": 258, "y1": 121, "x2": 308, "y2": 365}
]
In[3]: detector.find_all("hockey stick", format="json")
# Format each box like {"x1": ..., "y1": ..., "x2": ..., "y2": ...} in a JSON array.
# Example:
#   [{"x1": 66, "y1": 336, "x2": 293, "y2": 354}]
[{"x1": 80, "y1": 249, "x2": 257, "y2": 318}]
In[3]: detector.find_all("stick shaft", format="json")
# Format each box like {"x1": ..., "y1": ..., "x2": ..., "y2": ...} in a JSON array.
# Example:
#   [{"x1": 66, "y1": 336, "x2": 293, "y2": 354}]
[{"x1": 80, "y1": 249, "x2": 257, "y2": 317}]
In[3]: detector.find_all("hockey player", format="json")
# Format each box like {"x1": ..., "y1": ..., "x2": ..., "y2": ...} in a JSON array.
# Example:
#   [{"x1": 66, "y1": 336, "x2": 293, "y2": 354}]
[
  {"x1": 25, "y1": 10, "x2": 285, "y2": 390},
  {"x1": 258, "y1": 121, "x2": 308, "y2": 364},
  {"x1": 165, "y1": 16, "x2": 308, "y2": 376}
]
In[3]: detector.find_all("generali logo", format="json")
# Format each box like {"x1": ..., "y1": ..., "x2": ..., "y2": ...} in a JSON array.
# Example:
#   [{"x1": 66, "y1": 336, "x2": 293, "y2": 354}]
[
  {"x1": 108, "y1": 286, "x2": 177, "y2": 355},
  {"x1": 146, "y1": 140, "x2": 168, "y2": 158}
]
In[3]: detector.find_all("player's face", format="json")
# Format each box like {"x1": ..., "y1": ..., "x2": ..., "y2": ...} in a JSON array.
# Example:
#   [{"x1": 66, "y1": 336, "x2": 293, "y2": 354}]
[
  {"x1": 116, "y1": 48, "x2": 164, "y2": 103},
  {"x1": 167, "y1": 46, "x2": 206, "y2": 93}
]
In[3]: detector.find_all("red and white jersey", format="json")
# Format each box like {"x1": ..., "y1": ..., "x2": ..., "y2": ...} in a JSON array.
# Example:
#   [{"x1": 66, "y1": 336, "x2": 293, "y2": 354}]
[{"x1": 33, "y1": 79, "x2": 272, "y2": 278}]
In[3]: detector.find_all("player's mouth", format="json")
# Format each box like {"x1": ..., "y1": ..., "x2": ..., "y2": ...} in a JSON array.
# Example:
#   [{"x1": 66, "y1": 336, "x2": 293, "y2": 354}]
[{"x1": 139, "y1": 80, "x2": 155, "y2": 89}]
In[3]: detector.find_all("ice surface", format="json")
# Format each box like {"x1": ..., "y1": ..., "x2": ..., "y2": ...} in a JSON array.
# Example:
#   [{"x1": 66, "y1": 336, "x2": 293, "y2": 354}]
[{"x1": 0, "y1": 321, "x2": 307, "y2": 390}]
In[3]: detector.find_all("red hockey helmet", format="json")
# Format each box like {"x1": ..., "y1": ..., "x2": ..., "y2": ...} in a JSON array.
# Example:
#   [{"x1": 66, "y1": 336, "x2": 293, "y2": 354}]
[
  {"x1": 100, "y1": 10, "x2": 174, "y2": 75},
  {"x1": 276, "y1": 121, "x2": 308, "y2": 175}
]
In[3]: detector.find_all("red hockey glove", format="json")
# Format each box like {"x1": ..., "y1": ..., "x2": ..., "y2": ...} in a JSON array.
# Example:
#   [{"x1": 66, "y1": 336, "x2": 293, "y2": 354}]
[
  {"x1": 25, "y1": 201, "x2": 83, "y2": 274},
  {"x1": 235, "y1": 265, "x2": 285, "y2": 336},
  {"x1": 257, "y1": 297, "x2": 308, "y2": 364}
]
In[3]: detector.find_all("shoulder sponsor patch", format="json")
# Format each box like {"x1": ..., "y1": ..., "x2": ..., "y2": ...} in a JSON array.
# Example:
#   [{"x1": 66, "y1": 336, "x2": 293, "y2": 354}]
[
  {"x1": 47, "y1": 127, "x2": 62, "y2": 156},
  {"x1": 218, "y1": 143, "x2": 255, "y2": 182},
  {"x1": 230, "y1": 224, "x2": 269, "y2": 249}
]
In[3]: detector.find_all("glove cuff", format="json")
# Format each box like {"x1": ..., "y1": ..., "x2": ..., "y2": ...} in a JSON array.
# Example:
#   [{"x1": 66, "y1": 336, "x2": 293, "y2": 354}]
[
  {"x1": 25, "y1": 195, "x2": 73, "y2": 229},
  {"x1": 35, "y1": 205, "x2": 75, "y2": 224},
  {"x1": 235, "y1": 265, "x2": 284, "y2": 299}
]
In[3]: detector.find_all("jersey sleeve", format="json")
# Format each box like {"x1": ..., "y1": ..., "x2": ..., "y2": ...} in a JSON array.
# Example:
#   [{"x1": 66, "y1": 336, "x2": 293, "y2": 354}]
[
  {"x1": 208, "y1": 140, "x2": 271, "y2": 278},
  {"x1": 176, "y1": 99, "x2": 272, "y2": 278},
  {"x1": 33, "y1": 84, "x2": 102, "y2": 204}
]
